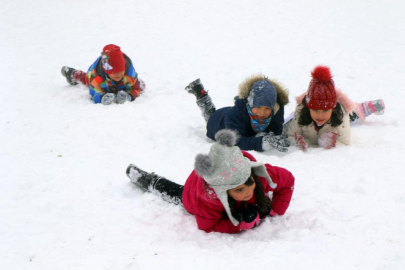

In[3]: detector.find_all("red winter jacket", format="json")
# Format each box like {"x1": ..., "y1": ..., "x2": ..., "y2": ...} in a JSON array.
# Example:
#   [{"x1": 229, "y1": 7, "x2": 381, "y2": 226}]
[{"x1": 182, "y1": 151, "x2": 295, "y2": 234}]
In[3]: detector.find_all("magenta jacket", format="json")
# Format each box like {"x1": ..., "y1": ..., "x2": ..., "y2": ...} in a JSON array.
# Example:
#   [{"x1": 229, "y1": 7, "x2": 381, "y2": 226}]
[{"x1": 182, "y1": 151, "x2": 295, "y2": 234}]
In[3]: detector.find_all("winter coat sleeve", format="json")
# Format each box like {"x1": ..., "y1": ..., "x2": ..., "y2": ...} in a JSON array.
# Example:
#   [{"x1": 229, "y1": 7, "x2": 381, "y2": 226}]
[
  {"x1": 123, "y1": 63, "x2": 142, "y2": 101},
  {"x1": 88, "y1": 75, "x2": 105, "y2": 104},
  {"x1": 265, "y1": 164, "x2": 295, "y2": 215},
  {"x1": 194, "y1": 205, "x2": 243, "y2": 234},
  {"x1": 266, "y1": 104, "x2": 285, "y2": 136},
  {"x1": 283, "y1": 105, "x2": 303, "y2": 145},
  {"x1": 335, "y1": 109, "x2": 351, "y2": 146}
]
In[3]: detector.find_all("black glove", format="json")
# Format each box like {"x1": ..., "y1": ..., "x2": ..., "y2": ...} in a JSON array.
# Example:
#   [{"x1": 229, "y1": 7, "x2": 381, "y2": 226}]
[
  {"x1": 262, "y1": 132, "x2": 291, "y2": 152},
  {"x1": 242, "y1": 204, "x2": 259, "y2": 223}
]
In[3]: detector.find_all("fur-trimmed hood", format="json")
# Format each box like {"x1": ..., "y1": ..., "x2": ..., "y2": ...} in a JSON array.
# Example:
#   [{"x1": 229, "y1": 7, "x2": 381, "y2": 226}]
[
  {"x1": 238, "y1": 74, "x2": 289, "y2": 107},
  {"x1": 295, "y1": 89, "x2": 355, "y2": 113}
]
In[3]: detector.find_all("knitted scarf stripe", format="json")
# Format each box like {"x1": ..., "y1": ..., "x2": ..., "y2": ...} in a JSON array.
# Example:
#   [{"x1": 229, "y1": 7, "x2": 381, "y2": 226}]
[{"x1": 246, "y1": 104, "x2": 272, "y2": 133}]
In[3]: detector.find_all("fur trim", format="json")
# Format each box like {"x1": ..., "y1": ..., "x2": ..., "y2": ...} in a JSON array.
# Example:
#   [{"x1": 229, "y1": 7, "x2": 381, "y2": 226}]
[
  {"x1": 238, "y1": 74, "x2": 289, "y2": 106},
  {"x1": 194, "y1": 154, "x2": 213, "y2": 177},
  {"x1": 295, "y1": 89, "x2": 355, "y2": 113},
  {"x1": 214, "y1": 129, "x2": 238, "y2": 146}
]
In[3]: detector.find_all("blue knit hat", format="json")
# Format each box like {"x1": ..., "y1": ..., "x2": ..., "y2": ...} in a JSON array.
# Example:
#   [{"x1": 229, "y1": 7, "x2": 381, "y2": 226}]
[{"x1": 247, "y1": 80, "x2": 277, "y2": 110}]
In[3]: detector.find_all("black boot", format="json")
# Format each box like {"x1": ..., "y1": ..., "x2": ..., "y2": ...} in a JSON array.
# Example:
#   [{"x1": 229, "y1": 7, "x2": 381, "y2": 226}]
[
  {"x1": 61, "y1": 66, "x2": 78, "y2": 85},
  {"x1": 126, "y1": 164, "x2": 184, "y2": 205},
  {"x1": 185, "y1": 78, "x2": 207, "y2": 100},
  {"x1": 126, "y1": 164, "x2": 159, "y2": 191}
]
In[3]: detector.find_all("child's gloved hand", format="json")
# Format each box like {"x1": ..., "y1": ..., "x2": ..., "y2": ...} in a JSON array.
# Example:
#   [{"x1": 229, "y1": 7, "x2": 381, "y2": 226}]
[
  {"x1": 262, "y1": 132, "x2": 290, "y2": 152},
  {"x1": 116, "y1": 90, "x2": 129, "y2": 104},
  {"x1": 295, "y1": 132, "x2": 308, "y2": 151},
  {"x1": 318, "y1": 132, "x2": 338, "y2": 149},
  {"x1": 101, "y1": 93, "x2": 116, "y2": 105},
  {"x1": 269, "y1": 209, "x2": 278, "y2": 217},
  {"x1": 239, "y1": 205, "x2": 260, "y2": 231}
]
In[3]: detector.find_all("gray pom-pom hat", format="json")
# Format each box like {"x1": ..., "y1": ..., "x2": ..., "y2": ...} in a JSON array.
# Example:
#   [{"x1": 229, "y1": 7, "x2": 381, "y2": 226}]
[{"x1": 194, "y1": 129, "x2": 277, "y2": 226}]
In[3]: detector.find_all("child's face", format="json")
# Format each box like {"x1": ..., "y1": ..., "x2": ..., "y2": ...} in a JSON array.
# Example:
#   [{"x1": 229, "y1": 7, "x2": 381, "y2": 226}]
[
  {"x1": 309, "y1": 109, "x2": 333, "y2": 126},
  {"x1": 251, "y1": 106, "x2": 272, "y2": 120},
  {"x1": 227, "y1": 177, "x2": 256, "y2": 201},
  {"x1": 109, "y1": 71, "x2": 125, "y2": 82}
]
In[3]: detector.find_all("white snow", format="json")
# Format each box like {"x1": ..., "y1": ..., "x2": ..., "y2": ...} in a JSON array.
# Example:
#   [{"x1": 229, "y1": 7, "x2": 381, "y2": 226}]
[{"x1": 1, "y1": 0, "x2": 405, "y2": 269}]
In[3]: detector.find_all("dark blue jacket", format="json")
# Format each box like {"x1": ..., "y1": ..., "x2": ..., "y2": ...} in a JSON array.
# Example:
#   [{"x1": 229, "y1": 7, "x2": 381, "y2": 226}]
[{"x1": 206, "y1": 98, "x2": 285, "y2": 151}]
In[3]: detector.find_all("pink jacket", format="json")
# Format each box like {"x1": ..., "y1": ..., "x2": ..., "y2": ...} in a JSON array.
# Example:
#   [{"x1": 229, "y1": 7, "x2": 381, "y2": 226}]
[{"x1": 182, "y1": 151, "x2": 295, "y2": 234}]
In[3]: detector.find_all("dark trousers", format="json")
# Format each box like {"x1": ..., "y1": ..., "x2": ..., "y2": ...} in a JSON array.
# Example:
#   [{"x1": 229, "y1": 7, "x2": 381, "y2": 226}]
[{"x1": 150, "y1": 176, "x2": 184, "y2": 206}]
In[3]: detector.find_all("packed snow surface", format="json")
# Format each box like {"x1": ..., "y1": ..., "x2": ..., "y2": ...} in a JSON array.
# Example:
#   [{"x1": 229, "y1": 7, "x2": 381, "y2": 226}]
[{"x1": 1, "y1": 0, "x2": 404, "y2": 269}]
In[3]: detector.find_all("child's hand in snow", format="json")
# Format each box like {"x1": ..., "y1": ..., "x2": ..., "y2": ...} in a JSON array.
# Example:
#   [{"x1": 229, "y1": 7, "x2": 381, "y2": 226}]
[
  {"x1": 239, "y1": 205, "x2": 260, "y2": 231},
  {"x1": 295, "y1": 132, "x2": 308, "y2": 151},
  {"x1": 318, "y1": 132, "x2": 339, "y2": 149}
]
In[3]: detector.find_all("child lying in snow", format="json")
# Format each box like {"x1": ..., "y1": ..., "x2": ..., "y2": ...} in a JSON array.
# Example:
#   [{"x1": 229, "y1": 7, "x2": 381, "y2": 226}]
[
  {"x1": 185, "y1": 76, "x2": 291, "y2": 152},
  {"x1": 126, "y1": 129, "x2": 295, "y2": 234},
  {"x1": 283, "y1": 65, "x2": 385, "y2": 151},
  {"x1": 61, "y1": 44, "x2": 145, "y2": 105}
]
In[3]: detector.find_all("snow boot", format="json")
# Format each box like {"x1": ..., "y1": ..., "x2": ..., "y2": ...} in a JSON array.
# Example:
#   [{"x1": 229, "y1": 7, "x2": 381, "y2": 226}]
[
  {"x1": 350, "y1": 99, "x2": 385, "y2": 124},
  {"x1": 61, "y1": 66, "x2": 78, "y2": 85},
  {"x1": 185, "y1": 78, "x2": 208, "y2": 100},
  {"x1": 126, "y1": 164, "x2": 159, "y2": 191},
  {"x1": 126, "y1": 164, "x2": 184, "y2": 205},
  {"x1": 196, "y1": 94, "x2": 216, "y2": 122}
]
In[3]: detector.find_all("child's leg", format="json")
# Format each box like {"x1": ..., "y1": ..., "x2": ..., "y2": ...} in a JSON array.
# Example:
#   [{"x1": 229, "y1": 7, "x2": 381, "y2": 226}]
[
  {"x1": 61, "y1": 66, "x2": 89, "y2": 86},
  {"x1": 350, "y1": 99, "x2": 385, "y2": 124},
  {"x1": 126, "y1": 164, "x2": 183, "y2": 205},
  {"x1": 185, "y1": 78, "x2": 216, "y2": 122},
  {"x1": 197, "y1": 95, "x2": 216, "y2": 122},
  {"x1": 72, "y1": 70, "x2": 89, "y2": 86}
]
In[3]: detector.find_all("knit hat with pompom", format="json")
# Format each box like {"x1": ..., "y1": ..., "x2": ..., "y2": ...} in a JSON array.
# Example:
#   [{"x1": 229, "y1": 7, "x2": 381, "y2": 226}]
[
  {"x1": 306, "y1": 65, "x2": 337, "y2": 110},
  {"x1": 101, "y1": 44, "x2": 126, "y2": 75},
  {"x1": 194, "y1": 129, "x2": 277, "y2": 226}
]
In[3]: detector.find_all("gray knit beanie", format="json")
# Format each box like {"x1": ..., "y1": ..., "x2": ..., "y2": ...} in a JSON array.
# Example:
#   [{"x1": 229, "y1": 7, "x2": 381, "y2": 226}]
[{"x1": 194, "y1": 129, "x2": 277, "y2": 226}]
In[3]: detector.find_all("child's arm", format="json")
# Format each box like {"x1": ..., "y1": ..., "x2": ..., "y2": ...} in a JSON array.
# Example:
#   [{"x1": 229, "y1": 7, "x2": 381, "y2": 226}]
[
  {"x1": 335, "y1": 112, "x2": 351, "y2": 146},
  {"x1": 125, "y1": 76, "x2": 142, "y2": 101},
  {"x1": 264, "y1": 164, "x2": 295, "y2": 215},
  {"x1": 124, "y1": 65, "x2": 142, "y2": 101},
  {"x1": 88, "y1": 76, "x2": 106, "y2": 104},
  {"x1": 283, "y1": 107, "x2": 302, "y2": 145},
  {"x1": 194, "y1": 205, "x2": 256, "y2": 234}
]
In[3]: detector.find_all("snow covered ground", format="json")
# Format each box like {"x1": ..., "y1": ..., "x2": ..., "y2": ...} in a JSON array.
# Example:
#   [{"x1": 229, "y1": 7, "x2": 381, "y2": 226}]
[{"x1": 1, "y1": 0, "x2": 405, "y2": 269}]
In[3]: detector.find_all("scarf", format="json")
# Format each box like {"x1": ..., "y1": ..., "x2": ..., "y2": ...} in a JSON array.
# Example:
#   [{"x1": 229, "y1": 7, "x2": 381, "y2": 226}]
[{"x1": 246, "y1": 104, "x2": 272, "y2": 133}]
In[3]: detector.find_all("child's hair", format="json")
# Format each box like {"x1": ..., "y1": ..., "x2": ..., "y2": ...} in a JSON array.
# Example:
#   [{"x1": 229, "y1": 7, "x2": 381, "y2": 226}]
[
  {"x1": 228, "y1": 171, "x2": 273, "y2": 219},
  {"x1": 298, "y1": 96, "x2": 344, "y2": 127}
]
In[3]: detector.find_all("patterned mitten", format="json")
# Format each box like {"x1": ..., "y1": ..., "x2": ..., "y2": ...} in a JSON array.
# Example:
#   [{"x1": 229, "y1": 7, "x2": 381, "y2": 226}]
[
  {"x1": 116, "y1": 90, "x2": 129, "y2": 104},
  {"x1": 262, "y1": 132, "x2": 290, "y2": 152},
  {"x1": 101, "y1": 93, "x2": 116, "y2": 105}
]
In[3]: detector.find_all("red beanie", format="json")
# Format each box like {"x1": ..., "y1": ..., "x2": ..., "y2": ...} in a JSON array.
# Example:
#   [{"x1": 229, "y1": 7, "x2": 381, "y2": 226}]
[
  {"x1": 101, "y1": 44, "x2": 126, "y2": 74},
  {"x1": 305, "y1": 65, "x2": 337, "y2": 110}
]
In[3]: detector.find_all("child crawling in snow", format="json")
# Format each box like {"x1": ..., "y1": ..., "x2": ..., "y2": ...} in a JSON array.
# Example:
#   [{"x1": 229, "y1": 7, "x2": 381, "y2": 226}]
[
  {"x1": 283, "y1": 65, "x2": 385, "y2": 151},
  {"x1": 185, "y1": 76, "x2": 291, "y2": 153},
  {"x1": 126, "y1": 129, "x2": 295, "y2": 234},
  {"x1": 61, "y1": 44, "x2": 145, "y2": 105}
]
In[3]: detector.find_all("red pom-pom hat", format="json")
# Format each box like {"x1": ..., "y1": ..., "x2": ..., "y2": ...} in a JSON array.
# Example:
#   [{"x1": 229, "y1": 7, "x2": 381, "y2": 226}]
[
  {"x1": 305, "y1": 65, "x2": 337, "y2": 110},
  {"x1": 101, "y1": 44, "x2": 126, "y2": 75}
]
